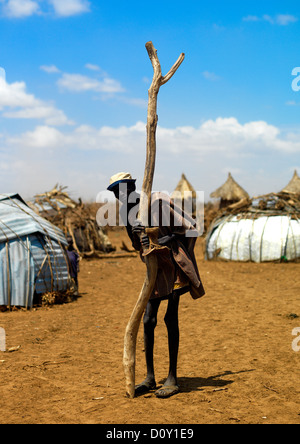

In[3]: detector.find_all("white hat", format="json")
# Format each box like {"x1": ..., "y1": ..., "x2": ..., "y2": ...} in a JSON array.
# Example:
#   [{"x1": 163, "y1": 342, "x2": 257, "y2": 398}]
[{"x1": 107, "y1": 172, "x2": 136, "y2": 191}]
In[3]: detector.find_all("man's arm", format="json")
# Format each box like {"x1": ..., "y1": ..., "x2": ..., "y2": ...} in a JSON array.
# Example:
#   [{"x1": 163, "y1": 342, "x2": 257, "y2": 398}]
[
  {"x1": 127, "y1": 221, "x2": 150, "y2": 251},
  {"x1": 126, "y1": 225, "x2": 141, "y2": 251}
]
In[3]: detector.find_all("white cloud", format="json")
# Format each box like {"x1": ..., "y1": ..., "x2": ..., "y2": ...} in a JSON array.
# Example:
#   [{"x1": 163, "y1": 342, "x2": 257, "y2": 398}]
[
  {"x1": 6, "y1": 117, "x2": 300, "y2": 154},
  {"x1": 0, "y1": 77, "x2": 38, "y2": 109},
  {"x1": 85, "y1": 63, "x2": 101, "y2": 72},
  {"x1": 48, "y1": 0, "x2": 90, "y2": 17},
  {"x1": 0, "y1": 76, "x2": 73, "y2": 126},
  {"x1": 286, "y1": 100, "x2": 298, "y2": 106},
  {"x1": 1, "y1": 0, "x2": 40, "y2": 18},
  {"x1": 0, "y1": 67, "x2": 6, "y2": 80},
  {"x1": 262, "y1": 15, "x2": 276, "y2": 24},
  {"x1": 3, "y1": 106, "x2": 72, "y2": 126},
  {"x1": 243, "y1": 14, "x2": 298, "y2": 26},
  {"x1": 7, "y1": 121, "x2": 146, "y2": 151},
  {"x1": 0, "y1": 0, "x2": 90, "y2": 18},
  {"x1": 142, "y1": 76, "x2": 151, "y2": 84},
  {"x1": 57, "y1": 73, "x2": 125, "y2": 94},
  {"x1": 52, "y1": 66, "x2": 145, "y2": 109},
  {"x1": 155, "y1": 118, "x2": 284, "y2": 155},
  {"x1": 117, "y1": 96, "x2": 147, "y2": 108},
  {"x1": 47, "y1": 66, "x2": 142, "y2": 107},
  {"x1": 40, "y1": 65, "x2": 61, "y2": 74},
  {"x1": 243, "y1": 15, "x2": 260, "y2": 22},
  {"x1": 202, "y1": 71, "x2": 220, "y2": 81},
  {"x1": 3, "y1": 117, "x2": 300, "y2": 199},
  {"x1": 8, "y1": 125, "x2": 67, "y2": 148},
  {"x1": 276, "y1": 14, "x2": 298, "y2": 25}
]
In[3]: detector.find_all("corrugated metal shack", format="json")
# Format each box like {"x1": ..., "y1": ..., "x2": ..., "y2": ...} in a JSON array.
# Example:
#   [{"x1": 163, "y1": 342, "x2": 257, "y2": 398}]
[{"x1": 0, "y1": 193, "x2": 70, "y2": 309}]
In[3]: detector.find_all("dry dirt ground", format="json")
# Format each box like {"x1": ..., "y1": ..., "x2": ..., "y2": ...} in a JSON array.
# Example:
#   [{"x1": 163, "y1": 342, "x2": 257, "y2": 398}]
[{"x1": 0, "y1": 228, "x2": 300, "y2": 424}]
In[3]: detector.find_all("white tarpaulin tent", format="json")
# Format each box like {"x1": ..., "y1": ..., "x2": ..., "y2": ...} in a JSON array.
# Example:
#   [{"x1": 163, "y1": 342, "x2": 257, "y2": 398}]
[{"x1": 206, "y1": 214, "x2": 300, "y2": 262}]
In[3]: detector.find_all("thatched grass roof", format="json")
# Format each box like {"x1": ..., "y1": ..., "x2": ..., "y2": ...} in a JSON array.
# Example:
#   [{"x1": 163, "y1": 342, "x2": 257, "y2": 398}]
[
  {"x1": 281, "y1": 170, "x2": 300, "y2": 194},
  {"x1": 210, "y1": 173, "x2": 249, "y2": 202},
  {"x1": 172, "y1": 173, "x2": 196, "y2": 199}
]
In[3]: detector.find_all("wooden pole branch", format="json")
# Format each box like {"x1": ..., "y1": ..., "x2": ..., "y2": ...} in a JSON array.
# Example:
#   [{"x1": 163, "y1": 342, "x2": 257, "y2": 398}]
[
  {"x1": 123, "y1": 42, "x2": 185, "y2": 398},
  {"x1": 161, "y1": 54, "x2": 185, "y2": 85},
  {"x1": 139, "y1": 42, "x2": 185, "y2": 225}
]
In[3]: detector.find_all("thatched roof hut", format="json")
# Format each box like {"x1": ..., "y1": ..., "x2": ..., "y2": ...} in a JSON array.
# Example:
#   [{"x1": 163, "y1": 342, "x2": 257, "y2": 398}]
[
  {"x1": 281, "y1": 170, "x2": 300, "y2": 194},
  {"x1": 171, "y1": 173, "x2": 197, "y2": 217},
  {"x1": 210, "y1": 173, "x2": 249, "y2": 209},
  {"x1": 172, "y1": 173, "x2": 196, "y2": 199}
]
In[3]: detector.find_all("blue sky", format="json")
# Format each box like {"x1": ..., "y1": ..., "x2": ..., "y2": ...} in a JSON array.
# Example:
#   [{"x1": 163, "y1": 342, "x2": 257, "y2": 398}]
[{"x1": 0, "y1": 0, "x2": 300, "y2": 201}]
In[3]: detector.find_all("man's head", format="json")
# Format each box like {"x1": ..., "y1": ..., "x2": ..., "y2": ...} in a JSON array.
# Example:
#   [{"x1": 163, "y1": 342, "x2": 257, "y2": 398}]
[{"x1": 107, "y1": 172, "x2": 136, "y2": 202}]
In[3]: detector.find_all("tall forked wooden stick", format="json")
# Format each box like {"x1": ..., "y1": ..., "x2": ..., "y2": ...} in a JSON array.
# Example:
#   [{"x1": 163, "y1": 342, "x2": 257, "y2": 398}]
[{"x1": 123, "y1": 42, "x2": 185, "y2": 398}]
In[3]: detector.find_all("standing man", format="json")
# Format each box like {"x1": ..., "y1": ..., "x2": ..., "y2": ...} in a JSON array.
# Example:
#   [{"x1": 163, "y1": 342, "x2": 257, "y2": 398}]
[{"x1": 107, "y1": 172, "x2": 205, "y2": 398}]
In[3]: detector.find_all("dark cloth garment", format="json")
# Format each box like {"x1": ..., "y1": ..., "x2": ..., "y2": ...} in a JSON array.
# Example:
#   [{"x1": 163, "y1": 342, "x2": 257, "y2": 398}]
[
  {"x1": 67, "y1": 250, "x2": 80, "y2": 285},
  {"x1": 126, "y1": 192, "x2": 205, "y2": 300}
]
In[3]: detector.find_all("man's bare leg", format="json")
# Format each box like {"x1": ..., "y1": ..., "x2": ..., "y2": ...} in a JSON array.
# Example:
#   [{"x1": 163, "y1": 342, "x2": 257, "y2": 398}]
[
  {"x1": 134, "y1": 298, "x2": 161, "y2": 396},
  {"x1": 155, "y1": 293, "x2": 180, "y2": 398}
]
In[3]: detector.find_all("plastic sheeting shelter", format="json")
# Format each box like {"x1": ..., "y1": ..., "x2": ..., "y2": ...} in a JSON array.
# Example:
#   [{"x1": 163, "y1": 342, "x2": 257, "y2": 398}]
[
  {"x1": 0, "y1": 194, "x2": 70, "y2": 308},
  {"x1": 206, "y1": 214, "x2": 300, "y2": 263}
]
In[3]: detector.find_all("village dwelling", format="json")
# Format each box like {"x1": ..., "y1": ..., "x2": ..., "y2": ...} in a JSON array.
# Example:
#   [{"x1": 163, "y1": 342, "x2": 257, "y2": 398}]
[
  {"x1": 171, "y1": 173, "x2": 197, "y2": 218},
  {"x1": 0, "y1": 193, "x2": 71, "y2": 309},
  {"x1": 281, "y1": 170, "x2": 300, "y2": 194},
  {"x1": 29, "y1": 185, "x2": 115, "y2": 257},
  {"x1": 210, "y1": 172, "x2": 250, "y2": 209},
  {"x1": 205, "y1": 173, "x2": 300, "y2": 263}
]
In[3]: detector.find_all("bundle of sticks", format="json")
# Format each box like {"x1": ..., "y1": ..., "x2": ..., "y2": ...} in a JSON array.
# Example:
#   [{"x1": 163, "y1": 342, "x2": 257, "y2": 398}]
[
  {"x1": 31, "y1": 185, "x2": 115, "y2": 257},
  {"x1": 219, "y1": 191, "x2": 300, "y2": 219}
]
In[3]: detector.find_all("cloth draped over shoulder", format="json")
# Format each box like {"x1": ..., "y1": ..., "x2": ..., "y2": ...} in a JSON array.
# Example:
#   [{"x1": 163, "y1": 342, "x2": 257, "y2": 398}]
[{"x1": 127, "y1": 192, "x2": 205, "y2": 300}]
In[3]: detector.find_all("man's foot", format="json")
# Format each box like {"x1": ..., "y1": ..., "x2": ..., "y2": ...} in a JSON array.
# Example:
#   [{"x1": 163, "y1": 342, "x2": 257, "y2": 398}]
[
  {"x1": 134, "y1": 380, "x2": 156, "y2": 396},
  {"x1": 155, "y1": 385, "x2": 180, "y2": 398}
]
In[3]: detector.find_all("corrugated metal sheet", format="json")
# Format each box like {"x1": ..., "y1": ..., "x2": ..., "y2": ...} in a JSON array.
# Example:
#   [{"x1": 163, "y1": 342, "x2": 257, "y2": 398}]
[
  {"x1": 0, "y1": 235, "x2": 35, "y2": 307},
  {"x1": 0, "y1": 194, "x2": 70, "y2": 308},
  {"x1": 29, "y1": 200, "x2": 67, "y2": 213},
  {"x1": 31, "y1": 234, "x2": 70, "y2": 294},
  {"x1": 0, "y1": 234, "x2": 70, "y2": 307},
  {"x1": 206, "y1": 215, "x2": 300, "y2": 262},
  {"x1": 0, "y1": 194, "x2": 67, "y2": 245},
  {"x1": 0, "y1": 193, "x2": 27, "y2": 205}
]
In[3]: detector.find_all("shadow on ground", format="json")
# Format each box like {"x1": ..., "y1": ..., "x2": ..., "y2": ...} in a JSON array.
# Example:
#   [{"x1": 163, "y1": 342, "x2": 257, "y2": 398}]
[{"x1": 177, "y1": 369, "x2": 256, "y2": 393}]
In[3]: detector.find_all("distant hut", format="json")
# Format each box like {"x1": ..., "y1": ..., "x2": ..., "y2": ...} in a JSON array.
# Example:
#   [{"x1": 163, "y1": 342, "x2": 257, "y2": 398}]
[
  {"x1": 30, "y1": 185, "x2": 115, "y2": 256},
  {"x1": 281, "y1": 170, "x2": 300, "y2": 194},
  {"x1": 0, "y1": 194, "x2": 71, "y2": 309},
  {"x1": 205, "y1": 191, "x2": 300, "y2": 263},
  {"x1": 171, "y1": 173, "x2": 197, "y2": 217},
  {"x1": 210, "y1": 173, "x2": 249, "y2": 209}
]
